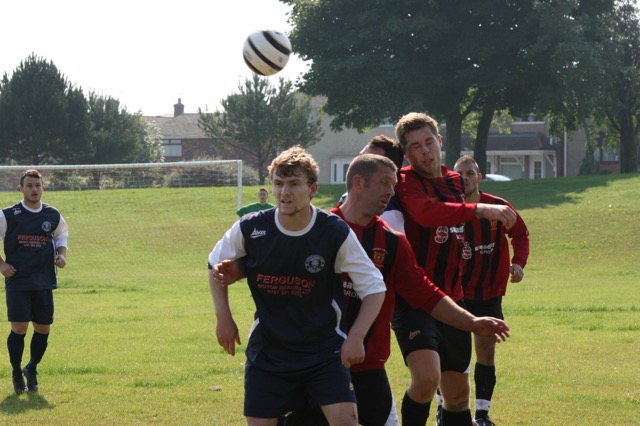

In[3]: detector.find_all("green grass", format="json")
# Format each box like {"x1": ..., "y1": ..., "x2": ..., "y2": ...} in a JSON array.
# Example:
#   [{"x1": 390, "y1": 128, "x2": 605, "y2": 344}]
[{"x1": 0, "y1": 175, "x2": 638, "y2": 425}]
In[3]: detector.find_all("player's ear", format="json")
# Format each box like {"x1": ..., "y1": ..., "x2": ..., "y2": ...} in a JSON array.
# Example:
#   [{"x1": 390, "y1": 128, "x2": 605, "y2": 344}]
[
  {"x1": 309, "y1": 181, "x2": 319, "y2": 199},
  {"x1": 478, "y1": 172, "x2": 483, "y2": 182}
]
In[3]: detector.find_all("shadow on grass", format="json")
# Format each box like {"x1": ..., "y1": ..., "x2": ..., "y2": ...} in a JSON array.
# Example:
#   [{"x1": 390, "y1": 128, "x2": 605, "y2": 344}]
[
  {"x1": 0, "y1": 391, "x2": 54, "y2": 414},
  {"x1": 479, "y1": 174, "x2": 639, "y2": 210}
]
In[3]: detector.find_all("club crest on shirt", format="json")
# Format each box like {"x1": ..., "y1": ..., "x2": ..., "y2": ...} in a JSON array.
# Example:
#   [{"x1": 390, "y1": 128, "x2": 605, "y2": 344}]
[
  {"x1": 41, "y1": 221, "x2": 52, "y2": 232},
  {"x1": 372, "y1": 248, "x2": 387, "y2": 270},
  {"x1": 434, "y1": 226, "x2": 449, "y2": 244},
  {"x1": 305, "y1": 255, "x2": 325, "y2": 273},
  {"x1": 462, "y1": 242, "x2": 472, "y2": 260},
  {"x1": 490, "y1": 220, "x2": 498, "y2": 231}
]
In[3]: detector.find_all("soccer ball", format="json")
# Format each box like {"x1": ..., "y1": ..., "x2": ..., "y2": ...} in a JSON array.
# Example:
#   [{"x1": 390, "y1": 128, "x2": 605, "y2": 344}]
[{"x1": 243, "y1": 30, "x2": 292, "y2": 76}]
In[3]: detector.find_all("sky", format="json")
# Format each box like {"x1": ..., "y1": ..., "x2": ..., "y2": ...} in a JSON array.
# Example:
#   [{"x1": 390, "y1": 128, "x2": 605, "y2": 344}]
[{"x1": 0, "y1": 0, "x2": 309, "y2": 117}]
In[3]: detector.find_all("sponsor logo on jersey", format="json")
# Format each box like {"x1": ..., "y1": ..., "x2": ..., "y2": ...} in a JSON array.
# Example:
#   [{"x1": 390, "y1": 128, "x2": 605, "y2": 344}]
[
  {"x1": 305, "y1": 255, "x2": 325, "y2": 273},
  {"x1": 42, "y1": 221, "x2": 52, "y2": 232},
  {"x1": 408, "y1": 330, "x2": 421, "y2": 340},
  {"x1": 13, "y1": 208, "x2": 22, "y2": 216},
  {"x1": 250, "y1": 228, "x2": 267, "y2": 239},
  {"x1": 474, "y1": 242, "x2": 495, "y2": 255}
]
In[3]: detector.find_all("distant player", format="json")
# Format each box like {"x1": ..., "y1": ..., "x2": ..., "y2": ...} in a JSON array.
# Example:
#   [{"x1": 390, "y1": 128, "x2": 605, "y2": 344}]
[
  {"x1": 236, "y1": 187, "x2": 275, "y2": 217},
  {"x1": 0, "y1": 169, "x2": 69, "y2": 394},
  {"x1": 454, "y1": 155, "x2": 530, "y2": 426}
]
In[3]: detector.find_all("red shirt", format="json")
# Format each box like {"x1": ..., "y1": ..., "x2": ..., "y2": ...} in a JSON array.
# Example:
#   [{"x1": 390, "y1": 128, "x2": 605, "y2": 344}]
[
  {"x1": 396, "y1": 165, "x2": 473, "y2": 301},
  {"x1": 331, "y1": 208, "x2": 445, "y2": 372},
  {"x1": 461, "y1": 191, "x2": 529, "y2": 300}
]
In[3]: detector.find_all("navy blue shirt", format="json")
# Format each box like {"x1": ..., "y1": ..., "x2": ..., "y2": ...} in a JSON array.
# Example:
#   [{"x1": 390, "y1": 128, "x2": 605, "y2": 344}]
[{"x1": 2, "y1": 202, "x2": 62, "y2": 291}]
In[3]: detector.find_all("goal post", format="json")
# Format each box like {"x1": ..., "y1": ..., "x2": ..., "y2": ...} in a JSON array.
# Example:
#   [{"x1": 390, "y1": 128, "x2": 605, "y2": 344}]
[{"x1": 0, "y1": 160, "x2": 245, "y2": 286}]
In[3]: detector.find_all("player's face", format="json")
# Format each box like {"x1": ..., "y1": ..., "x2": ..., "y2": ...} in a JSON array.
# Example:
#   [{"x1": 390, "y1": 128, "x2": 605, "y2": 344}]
[
  {"x1": 363, "y1": 165, "x2": 398, "y2": 217},
  {"x1": 404, "y1": 126, "x2": 442, "y2": 178},
  {"x1": 454, "y1": 162, "x2": 482, "y2": 198},
  {"x1": 272, "y1": 170, "x2": 317, "y2": 218},
  {"x1": 258, "y1": 191, "x2": 268, "y2": 204},
  {"x1": 19, "y1": 176, "x2": 44, "y2": 207}
]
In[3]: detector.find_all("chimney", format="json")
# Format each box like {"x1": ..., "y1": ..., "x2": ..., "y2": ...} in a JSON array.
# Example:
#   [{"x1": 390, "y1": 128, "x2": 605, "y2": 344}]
[{"x1": 174, "y1": 98, "x2": 184, "y2": 117}]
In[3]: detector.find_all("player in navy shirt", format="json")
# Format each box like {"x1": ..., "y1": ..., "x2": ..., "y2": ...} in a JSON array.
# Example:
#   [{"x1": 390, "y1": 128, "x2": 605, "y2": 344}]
[
  {"x1": 454, "y1": 155, "x2": 529, "y2": 426},
  {"x1": 0, "y1": 169, "x2": 68, "y2": 394},
  {"x1": 208, "y1": 146, "x2": 385, "y2": 425}
]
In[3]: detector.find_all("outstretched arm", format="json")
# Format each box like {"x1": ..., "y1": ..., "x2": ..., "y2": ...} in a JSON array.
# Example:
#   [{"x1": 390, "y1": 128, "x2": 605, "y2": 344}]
[{"x1": 430, "y1": 297, "x2": 510, "y2": 342}]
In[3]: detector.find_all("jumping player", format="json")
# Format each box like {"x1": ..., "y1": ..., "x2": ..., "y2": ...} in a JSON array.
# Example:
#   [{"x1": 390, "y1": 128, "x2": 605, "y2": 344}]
[
  {"x1": 393, "y1": 112, "x2": 516, "y2": 425},
  {"x1": 0, "y1": 169, "x2": 69, "y2": 394},
  {"x1": 454, "y1": 155, "x2": 530, "y2": 426},
  {"x1": 208, "y1": 146, "x2": 386, "y2": 426}
]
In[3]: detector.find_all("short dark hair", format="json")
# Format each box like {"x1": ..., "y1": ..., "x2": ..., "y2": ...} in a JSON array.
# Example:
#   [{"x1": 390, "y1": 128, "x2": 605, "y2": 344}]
[
  {"x1": 368, "y1": 135, "x2": 404, "y2": 169},
  {"x1": 346, "y1": 154, "x2": 397, "y2": 191},
  {"x1": 20, "y1": 169, "x2": 43, "y2": 186},
  {"x1": 454, "y1": 155, "x2": 479, "y2": 172}
]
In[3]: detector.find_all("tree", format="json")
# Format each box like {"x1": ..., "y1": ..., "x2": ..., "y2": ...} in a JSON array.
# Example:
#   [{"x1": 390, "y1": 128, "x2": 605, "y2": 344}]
[
  {"x1": 86, "y1": 92, "x2": 162, "y2": 164},
  {"x1": 0, "y1": 54, "x2": 91, "y2": 164},
  {"x1": 594, "y1": 0, "x2": 640, "y2": 173},
  {"x1": 283, "y1": 0, "x2": 546, "y2": 167},
  {"x1": 198, "y1": 75, "x2": 323, "y2": 184}
]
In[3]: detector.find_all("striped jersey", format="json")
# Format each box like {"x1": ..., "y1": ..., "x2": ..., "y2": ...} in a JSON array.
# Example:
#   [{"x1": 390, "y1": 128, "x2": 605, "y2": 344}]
[
  {"x1": 331, "y1": 207, "x2": 445, "y2": 372},
  {"x1": 396, "y1": 165, "x2": 475, "y2": 301},
  {"x1": 461, "y1": 191, "x2": 529, "y2": 301},
  {"x1": 208, "y1": 206, "x2": 385, "y2": 372}
]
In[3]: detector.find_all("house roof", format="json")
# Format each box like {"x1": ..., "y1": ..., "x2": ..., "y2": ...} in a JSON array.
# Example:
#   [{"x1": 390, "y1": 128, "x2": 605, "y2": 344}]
[
  {"x1": 459, "y1": 132, "x2": 554, "y2": 152},
  {"x1": 144, "y1": 113, "x2": 208, "y2": 139}
]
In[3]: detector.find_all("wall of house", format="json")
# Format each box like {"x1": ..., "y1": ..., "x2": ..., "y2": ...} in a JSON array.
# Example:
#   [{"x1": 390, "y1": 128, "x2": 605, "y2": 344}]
[{"x1": 306, "y1": 112, "x2": 396, "y2": 184}]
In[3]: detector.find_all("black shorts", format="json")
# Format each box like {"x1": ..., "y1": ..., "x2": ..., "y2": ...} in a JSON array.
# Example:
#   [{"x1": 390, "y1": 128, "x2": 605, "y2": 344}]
[
  {"x1": 464, "y1": 296, "x2": 503, "y2": 320},
  {"x1": 244, "y1": 356, "x2": 356, "y2": 419},
  {"x1": 284, "y1": 368, "x2": 398, "y2": 426},
  {"x1": 392, "y1": 296, "x2": 471, "y2": 373},
  {"x1": 6, "y1": 289, "x2": 54, "y2": 324}
]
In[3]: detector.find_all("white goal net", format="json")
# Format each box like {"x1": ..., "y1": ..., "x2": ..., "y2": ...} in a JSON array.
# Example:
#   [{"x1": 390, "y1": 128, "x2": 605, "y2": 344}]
[{"x1": 0, "y1": 160, "x2": 244, "y2": 288}]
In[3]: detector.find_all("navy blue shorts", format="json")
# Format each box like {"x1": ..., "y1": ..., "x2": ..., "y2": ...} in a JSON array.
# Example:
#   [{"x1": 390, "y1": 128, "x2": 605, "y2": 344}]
[
  {"x1": 464, "y1": 296, "x2": 504, "y2": 320},
  {"x1": 392, "y1": 296, "x2": 471, "y2": 373},
  {"x1": 244, "y1": 356, "x2": 356, "y2": 419},
  {"x1": 284, "y1": 368, "x2": 397, "y2": 426},
  {"x1": 6, "y1": 289, "x2": 54, "y2": 324}
]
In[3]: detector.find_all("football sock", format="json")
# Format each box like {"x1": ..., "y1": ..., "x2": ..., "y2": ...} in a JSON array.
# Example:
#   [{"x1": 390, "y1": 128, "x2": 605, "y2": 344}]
[
  {"x1": 440, "y1": 408, "x2": 473, "y2": 425},
  {"x1": 474, "y1": 363, "x2": 496, "y2": 418},
  {"x1": 29, "y1": 331, "x2": 49, "y2": 367},
  {"x1": 401, "y1": 391, "x2": 431, "y2": 426},
  {"x1": 7, "y1": 331, "x2": 26, "y2": 373}
]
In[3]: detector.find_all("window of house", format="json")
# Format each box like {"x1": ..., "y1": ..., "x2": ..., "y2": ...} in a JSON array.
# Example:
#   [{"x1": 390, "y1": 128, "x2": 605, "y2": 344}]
[
  {"x1": 162, "y1": 139, "x2": 182, "y2": 157},
  {"x1": 534, "y1": 161, "x2": 542, "y2": 179},
  {"x1": 331, "y1": 158, "x2": 353, "y2": 184}
]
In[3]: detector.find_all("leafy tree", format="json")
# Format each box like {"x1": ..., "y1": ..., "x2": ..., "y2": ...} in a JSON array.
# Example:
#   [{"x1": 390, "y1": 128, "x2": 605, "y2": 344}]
[
  {"x1": 86, "y1": 93, "x2": 163, "y2": 186},
  {"x1": 594, "y1": 0, "x2": 640, "y2": 173},
  {"x1": 198, "y1": 75, "x2": 323, "y2": 184},
  {"x1": 0, "y1": 54, "x2": 91, "y2": 164},
  {"x1": 283, "y1": 0, "x2": 545, "y2": 167},
  {"x1": 87, "y1": 92, "x2": 162, "y2": 164}
]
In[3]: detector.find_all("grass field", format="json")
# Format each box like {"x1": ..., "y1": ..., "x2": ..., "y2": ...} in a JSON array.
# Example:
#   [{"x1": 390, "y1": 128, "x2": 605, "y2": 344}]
[{"x1": 0, "y1": 174, "x2": 639, "y2": 425}]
